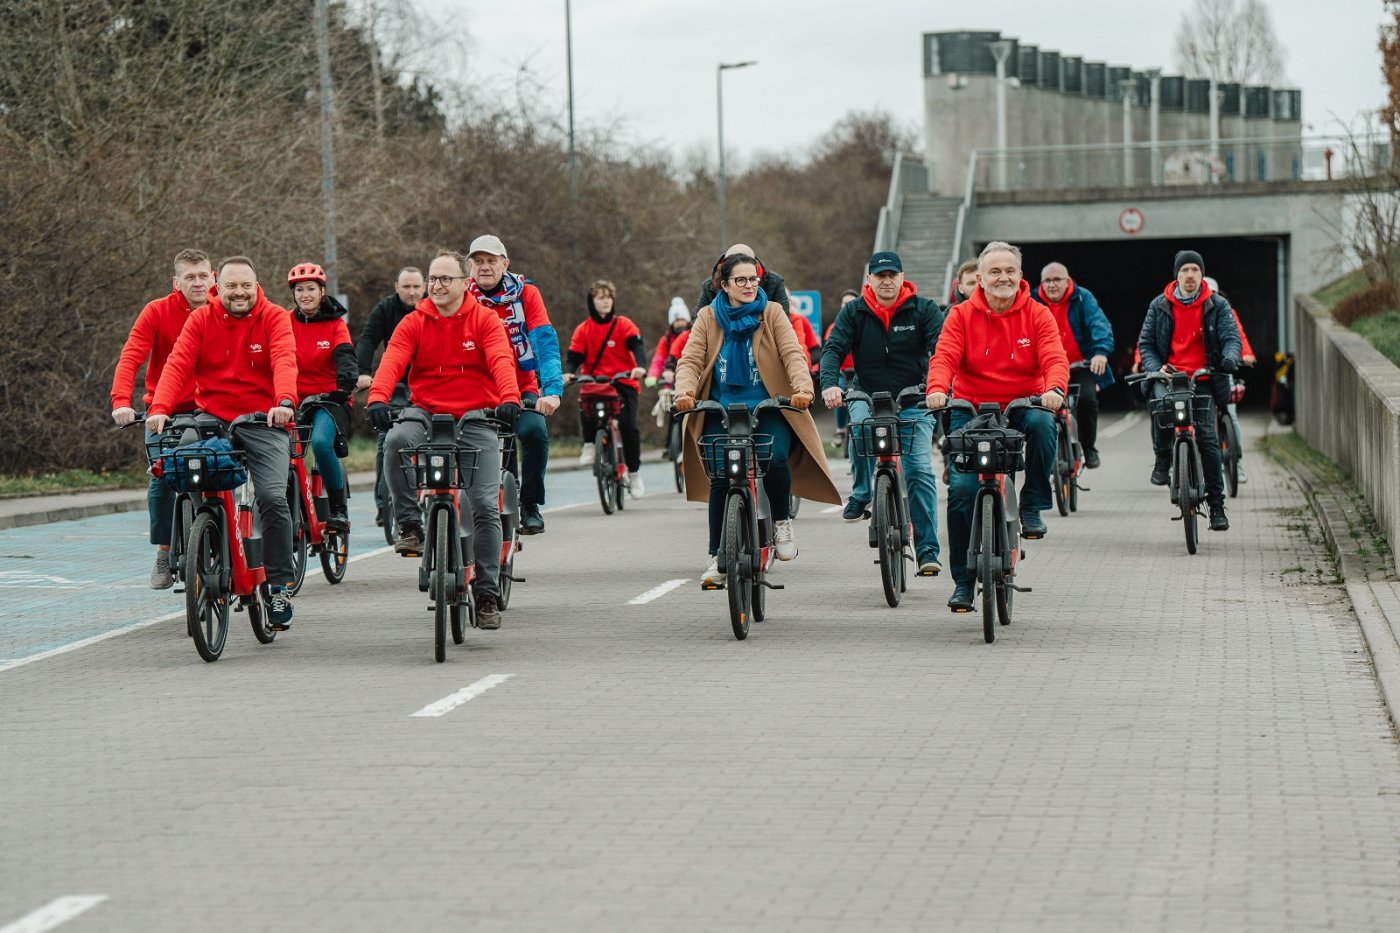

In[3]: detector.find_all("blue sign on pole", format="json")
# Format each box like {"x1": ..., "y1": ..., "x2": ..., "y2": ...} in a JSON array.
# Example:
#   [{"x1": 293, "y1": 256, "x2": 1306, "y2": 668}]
[{"x1": 789, "y1": 290, "x2": 822, "y2": 335}]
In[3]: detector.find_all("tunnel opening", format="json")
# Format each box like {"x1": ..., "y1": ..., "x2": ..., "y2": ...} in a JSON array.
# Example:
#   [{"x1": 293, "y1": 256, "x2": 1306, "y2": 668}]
[{"x1": 997, "y1": 235, "x2": 1288, "y2": 410}]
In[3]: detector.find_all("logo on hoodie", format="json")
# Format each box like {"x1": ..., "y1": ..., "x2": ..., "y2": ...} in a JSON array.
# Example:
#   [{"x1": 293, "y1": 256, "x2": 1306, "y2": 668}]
[
  {"x1": 316, "y1": 340, "x2": 331, "y2": 350},
  {"x1": 463, "y1": 340, "x2": 477, "y2": 352},
  {"x1": 249, "y1": 343, "x2": 264, "y2": 353},
  {"x1": 1017, "y1": 337, "x2": 1031, "y2": 349}
]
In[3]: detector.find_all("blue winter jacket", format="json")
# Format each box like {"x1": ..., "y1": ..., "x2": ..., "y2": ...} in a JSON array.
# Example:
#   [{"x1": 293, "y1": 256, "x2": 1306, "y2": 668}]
[{"x1": 1039, "y1": 284, "x2": 1116, "y2": 389}]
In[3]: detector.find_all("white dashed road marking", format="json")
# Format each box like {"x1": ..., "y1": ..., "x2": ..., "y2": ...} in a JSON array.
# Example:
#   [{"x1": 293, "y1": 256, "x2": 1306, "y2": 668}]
[
  {"x1": 0, "y1": 896, "x2": 108, "y2": 933},
  {"x1": 627, "y1": 579, "x2": 689, "y2": 605},
  {"x1": 411, "y1": 674, "x2": 514, "y2": 717}
]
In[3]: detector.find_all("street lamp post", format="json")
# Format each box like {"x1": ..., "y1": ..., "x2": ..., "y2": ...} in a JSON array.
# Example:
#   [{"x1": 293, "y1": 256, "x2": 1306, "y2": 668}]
[
  {"x1": 565, "y1": 0, "x2": 579, "y2": 258},
  {"x1": 987, "y1": 41, "x2": 1014, "y2": 191},
  {"x1": 1120, "y1": 79, "x2": 1136, "y2": 187},
  {"x1": 716, "y1": 60, "x2": 756, "y2": 251},
  {"x1": 314, "y1": 0, "x2": 340, "y2": 298}
]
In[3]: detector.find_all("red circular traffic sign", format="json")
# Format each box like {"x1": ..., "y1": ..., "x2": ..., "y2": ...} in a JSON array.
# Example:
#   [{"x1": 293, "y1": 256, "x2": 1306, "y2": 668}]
[{"x1": 1119, "y1": 207, "x2": 1145, "y2": 236}]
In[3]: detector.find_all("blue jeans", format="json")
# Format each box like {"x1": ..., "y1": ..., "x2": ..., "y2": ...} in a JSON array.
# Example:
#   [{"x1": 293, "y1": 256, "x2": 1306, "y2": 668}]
[
  {"x1": 848, "y1": 401, "x2": 940, "y2": 564},
  {"x1": 703, "y1": 409, "x2": 792, "y2": 556},
  {"x1": 516, "y1": 394, "x2": 549, "y2": 509},
  {"x1": 146, "y1": 427, "x2": 176, "y2": 546},
  {"x1": 945, "y1": 407, "x2": 1056, "y2": 586},
  {"x1": 309, "y1": 407, "x2": 345, "y2": 491}
]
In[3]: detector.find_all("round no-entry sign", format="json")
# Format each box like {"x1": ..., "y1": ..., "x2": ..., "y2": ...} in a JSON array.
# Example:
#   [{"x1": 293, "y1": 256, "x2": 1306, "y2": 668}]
[{"x1": 1119, "y1": 207, "x2": 1145, "y2": 236}]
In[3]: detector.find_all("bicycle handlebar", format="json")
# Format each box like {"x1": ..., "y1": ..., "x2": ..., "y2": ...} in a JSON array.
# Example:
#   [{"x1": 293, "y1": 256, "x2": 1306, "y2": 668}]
[
  {"x1": 1124, "y1": 366, "x2": 1215, "y2": 386},
  {"x1": 671, "y1": 396, "x2": 798, "y2": 431},
  {"x1": 843, "y1": 384, "x2": 928, "y2": 413},
  {"x1": 567, "y1": 372, "x2": 634, "y2": 386}
]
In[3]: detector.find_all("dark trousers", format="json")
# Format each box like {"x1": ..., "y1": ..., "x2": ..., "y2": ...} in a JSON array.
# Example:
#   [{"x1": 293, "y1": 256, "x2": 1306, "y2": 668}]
[
  {"x1": 231, "y1": 423, "x2": 294, "y2": 588},
  {"x1": 1070, "y1": 368, "x2": 1099, "y2": 454},
  {"x1": 702, "y1": 409, "x2": 793, "y2": 555},
  {"x1": 1151, "y1": 382, "x2": 1225, "y2": 505},
  {"x1": 516, "y1": 394, "x2": 549, "y2": 508},
  {"x1": 580, "y1": 383, "x2": 641, "y2": 472}
]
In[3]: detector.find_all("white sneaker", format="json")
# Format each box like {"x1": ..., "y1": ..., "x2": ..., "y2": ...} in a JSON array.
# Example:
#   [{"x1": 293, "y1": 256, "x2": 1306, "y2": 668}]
[
  {"x1": 774, "y1": 519, "x2": 797, "y2": 560},
  {"x1": 1238, "y1": 465, "x2": 1249, "y2": 484},
  {"x1": 628, "y1": 473, "x2": 645, "y2": 498},
  {"x1": 701, "y1": 555, "x2": 725, "y2": 586},
  {"x1": 578, "y1": 442, "x2": 595, "y2": 466}
]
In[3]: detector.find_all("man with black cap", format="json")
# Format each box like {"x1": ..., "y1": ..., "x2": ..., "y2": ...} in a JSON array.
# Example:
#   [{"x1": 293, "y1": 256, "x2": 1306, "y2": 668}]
[
  {"x1": 820, "y1": 250, "x2": 946, "y2": 576},
  {"x1": 1138, "y1": 249, "x2": 1241, "y2": 531}
]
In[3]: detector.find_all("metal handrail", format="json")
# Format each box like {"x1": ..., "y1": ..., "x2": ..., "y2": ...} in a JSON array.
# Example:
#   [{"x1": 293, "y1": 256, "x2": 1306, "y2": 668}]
[{"x1": 942, "y1": 149, "x2": 980, "y2": 301}]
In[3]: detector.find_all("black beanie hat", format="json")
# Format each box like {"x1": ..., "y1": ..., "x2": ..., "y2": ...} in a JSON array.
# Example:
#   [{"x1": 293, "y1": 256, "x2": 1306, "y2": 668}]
[{"x1": 1173, "y1": 250, "x2": 1204, "y2": 276}]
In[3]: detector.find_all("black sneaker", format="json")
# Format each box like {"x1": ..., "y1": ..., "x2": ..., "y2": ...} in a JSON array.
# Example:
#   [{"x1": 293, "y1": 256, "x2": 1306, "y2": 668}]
[
  {"x1": 842, "y1": 497, "x2": 870, "y2": 522},
  {"x1": 1209, "y1": 503, "x2": 1229, "y2": 531},
  {"x1": 947, "y1": 582, "x2": 974, "y2": 612},
  {"x1": 519, "y1": 505, "x2": 545, "y2": 535},
  {"x1": 476, "y1": 593, "x2": 502, "y2": 630},
  {"x1": 1150, "y1": 456, "x2": 1171, "y2": 486},
  {"x1": 393, "y1": 522, "x2": 424, "y2": 555},
  {"x1": 1020, "y1": 510, "x2": 1047, "y2": 539},
  {"x1": 1084, "y1": 448, "x2": 1101, "y2": 469},
  {"x1": 267, "y1": 586, "x2": 294, "y2": 630}
]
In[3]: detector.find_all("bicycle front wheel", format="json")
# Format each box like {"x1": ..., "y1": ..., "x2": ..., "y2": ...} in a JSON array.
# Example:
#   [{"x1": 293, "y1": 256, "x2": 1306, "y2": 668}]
[
  {"x1": 1220, "y1": 416, "x2": 1240, "y2": 498},
  {"x1": 433, "y1": 512, "x2": 451, "y2": 662},
  {"x1": 724, "y1": 495, "x2": 752, "y2": 640},
  {"x1": 874, "y1": 474, "x2": 902, "y2": 608},
  {"x1": 186, "y1": 512, "x2": 229, "y2": 662},
  {"x1": 670, "y1": 423, "x2": 685, "y2": 493},
  {"x1": 979, "y1": 496, "x2": 997, "y2": 644},
  {"x1": 287, "y1": 483, "x2": 308, "y2": 596},
  {"x1": 248, "y1": 583, "x2": 277, "y2": 645},
  {"x1": 594, "y1": 429, "x2": 616, "y2": 514},
  {"x1": 1053, "y1": 428, "x2": 1071, "y2": 516},
  {"x1": 1177, "y1": 441, "x2": 1198, "y2": 555}
]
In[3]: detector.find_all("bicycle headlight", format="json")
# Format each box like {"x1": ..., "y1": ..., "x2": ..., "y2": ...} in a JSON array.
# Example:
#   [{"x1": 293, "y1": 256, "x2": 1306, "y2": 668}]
[
  {"x1": 977, "y1": 440, "x2": 990, "y2": 467},
  {"x1": 727, "y1": 447, "x2": 741, "y2": 474}
]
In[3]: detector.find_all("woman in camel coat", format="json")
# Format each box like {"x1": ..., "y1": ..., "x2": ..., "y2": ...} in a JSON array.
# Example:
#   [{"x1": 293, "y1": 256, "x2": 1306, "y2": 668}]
[{"x1": 674, "y1": 254, "x2": 840, "y2": 584}]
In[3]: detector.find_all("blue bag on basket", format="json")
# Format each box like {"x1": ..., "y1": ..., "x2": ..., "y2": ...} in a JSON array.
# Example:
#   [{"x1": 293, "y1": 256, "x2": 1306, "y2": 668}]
[{"x1": 156, "y1": 437, "x2": 247, "y2": 493}]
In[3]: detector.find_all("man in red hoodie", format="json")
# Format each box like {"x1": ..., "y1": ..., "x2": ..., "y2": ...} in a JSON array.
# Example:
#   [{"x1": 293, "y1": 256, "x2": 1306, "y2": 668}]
[
  {"x1": 926, "y1": 241, "x2": 1069, "y2": 612},
  {"x1": 147, "y1": 256, "x2": 301, "y2": 629},
  {"x1": 111, "y1": 248, "x2": 213, "y2": 589},
  {"x1": 366, "y1": 251, "x2": 521, "y2": 631}
]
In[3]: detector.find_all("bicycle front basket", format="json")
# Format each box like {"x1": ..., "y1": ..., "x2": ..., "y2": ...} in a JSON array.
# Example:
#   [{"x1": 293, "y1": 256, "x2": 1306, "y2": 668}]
[
  {"x1": 849, "y1": 418, "x2": 919, "y2": 458},
  {"x1": 699, "y1": 434, "x2": 774, "y2": 480},
  {"x1": 156, "y1": 439, "x2": 248, "y2": 492},
  {"x1": 1151, "y1": 390, "x2": 1213, "y2": 430},
  {"x1": 948, "y1": 422, "x2": 1024, "y2": 474},
  {"x1": 402, "y1": 445, "x2": 481, "y2": 489}
]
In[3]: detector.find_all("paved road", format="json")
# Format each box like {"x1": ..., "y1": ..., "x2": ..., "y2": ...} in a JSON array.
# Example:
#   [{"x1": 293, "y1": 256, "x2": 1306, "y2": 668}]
[{"x1": 3, "y1": 414, "x2": 1399, "y2": 932}]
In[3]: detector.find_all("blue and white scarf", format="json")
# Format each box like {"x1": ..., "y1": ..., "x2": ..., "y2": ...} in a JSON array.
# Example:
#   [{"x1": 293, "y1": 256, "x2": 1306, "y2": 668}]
[{"x1": 711, "y1": 287, "x2": 767, "y2": 388}]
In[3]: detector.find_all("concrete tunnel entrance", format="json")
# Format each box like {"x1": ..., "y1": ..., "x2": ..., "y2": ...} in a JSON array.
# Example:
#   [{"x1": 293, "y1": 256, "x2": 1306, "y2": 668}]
[{"x1": 1006, "y1": 235, "x2": 1289, "y2": 410}]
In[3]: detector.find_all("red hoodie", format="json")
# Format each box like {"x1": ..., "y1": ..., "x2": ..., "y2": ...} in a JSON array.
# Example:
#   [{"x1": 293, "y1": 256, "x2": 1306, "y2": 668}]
[
  {"x1": 569, "y1": 314, "x2": 642, "y2": 389},
  {"x1": 927, "y1": 281, "x2": 1070, "y2": 407},
  {"x1": 149, "y1": 287, "x2": 299, "y2": 421},
  {"x1": 1036, "y1": 279, "x2": 1083, "y2": 363},
  {"x1": 860, "y1": 280, "x2": 917, "y2": 332},
  {"x1": 368, "y1": 295, "x2": 521, "y2": 417},
  {"x1": 110, "y1": 290, "x2": 199, "y2": 411},
  {"x1": 292, "y1": 312, "x2": 353, "y2": 400},
  {"x1": 1163, "y1": 280, "x2": 1214, "y2": 374},
  {"x1": 788, "y1": 311, "x2": 820, "y2": 366}
]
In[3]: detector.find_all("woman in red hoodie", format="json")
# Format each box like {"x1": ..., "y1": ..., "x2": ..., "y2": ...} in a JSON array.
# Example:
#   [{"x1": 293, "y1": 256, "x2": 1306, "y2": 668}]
[{"x1": 287, "y1": 263, "x2": 358, "y2": 531}]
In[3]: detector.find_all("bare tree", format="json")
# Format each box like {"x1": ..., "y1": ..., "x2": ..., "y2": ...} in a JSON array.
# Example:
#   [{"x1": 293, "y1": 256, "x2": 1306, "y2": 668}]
[
  {"x1": 1383, "y1": 0, "x2": 1400, "y2": 141},
  {"x1": 1173, "y1": 0, "x2": 1287, "y2": 86}
]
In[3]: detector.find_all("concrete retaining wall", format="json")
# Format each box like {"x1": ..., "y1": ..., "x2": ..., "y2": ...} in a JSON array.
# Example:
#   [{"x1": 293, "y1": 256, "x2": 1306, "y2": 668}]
[{"x1": 1295, "y1": 294, "x2": 1400, "y2": 551}]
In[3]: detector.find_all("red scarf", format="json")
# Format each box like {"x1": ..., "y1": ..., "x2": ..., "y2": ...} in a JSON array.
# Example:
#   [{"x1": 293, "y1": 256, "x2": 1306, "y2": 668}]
[
  {"x1": 1037, "y1": 279, "x2": 1082, "y2": 362},
  {"x1": 861, "y1": 280, "x2": 916, "y2": 331}
]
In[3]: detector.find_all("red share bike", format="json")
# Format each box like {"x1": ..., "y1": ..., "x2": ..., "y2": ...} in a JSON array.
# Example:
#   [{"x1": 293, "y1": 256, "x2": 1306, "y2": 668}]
[
  {"x1": 568, "y1": 372, "x2": 632, "y2": 515},
  {"x1": 285, "y1": 394, "x2": 350, "y2": 595}
]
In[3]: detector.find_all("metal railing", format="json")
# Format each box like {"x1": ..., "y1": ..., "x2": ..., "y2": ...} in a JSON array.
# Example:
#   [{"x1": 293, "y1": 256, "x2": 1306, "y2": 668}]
[
  {"x1": 970, "y1": 135, "x2": 1385, "y2": 193},
  {"x1": 942, "y1": 149, "x2": 979, "y2": 301},
  {"x1": 873, "y1": 152, "x2": 927, "y2": 255}
]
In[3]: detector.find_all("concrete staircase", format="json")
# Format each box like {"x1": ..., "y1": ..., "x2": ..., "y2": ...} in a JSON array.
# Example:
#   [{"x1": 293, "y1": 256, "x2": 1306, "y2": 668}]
[{"x1": 892, "y1": 194, "x2": 963, "y2": 302}]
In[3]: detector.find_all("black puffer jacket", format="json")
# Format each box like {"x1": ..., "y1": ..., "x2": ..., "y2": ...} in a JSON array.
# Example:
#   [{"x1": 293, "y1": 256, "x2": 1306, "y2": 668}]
[
  {"x1": 819, "y1": 289, "x2": 944, "y2": 398},
  {"x1": 694, "y1": 255, "x2": 790, "y2": 312},
  {"x1": 1138, "y1": 284, "x2": 1241, "y2": 405}
]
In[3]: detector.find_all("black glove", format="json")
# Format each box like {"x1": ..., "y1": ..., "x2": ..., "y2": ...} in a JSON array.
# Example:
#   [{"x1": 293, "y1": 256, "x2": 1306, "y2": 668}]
[
  {"x1": 1218, "y1": 358, "x2": 1239, "y2": 374},
  {"x1": 327, "y1": 389, "x2": 351, "y2": 404},
  {"x1": 495, "y1": 402, "x2": 521, "y2": 431},
  {"x1": 367, "y1": 402, "x2": 393, "y2": 433}
]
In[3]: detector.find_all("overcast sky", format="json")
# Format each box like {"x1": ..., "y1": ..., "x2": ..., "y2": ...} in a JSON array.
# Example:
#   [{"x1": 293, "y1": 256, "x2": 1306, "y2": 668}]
[{"x1": 426, "y1": 0, "x2": 1387, "y2": 165}]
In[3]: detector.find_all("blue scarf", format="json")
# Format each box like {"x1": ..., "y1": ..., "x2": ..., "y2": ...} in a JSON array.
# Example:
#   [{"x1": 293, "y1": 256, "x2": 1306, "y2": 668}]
[{"x1": 711, "y1": 287, "x2": 767, "y2": 388}]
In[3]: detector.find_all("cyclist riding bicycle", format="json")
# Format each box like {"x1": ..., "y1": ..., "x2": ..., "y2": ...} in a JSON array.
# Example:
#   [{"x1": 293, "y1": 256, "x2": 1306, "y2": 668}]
[
  {"x1": 564, "y1": 279, "x2": 649, "y2": 496},
  {"x1": 355, "y1": 267, "x2": 423, "y2": 527},
  {"x1": 1139, "y1": 250, "x2": 1241, "y2": 531},
  {"x1": 646, "y1": 297, "x2": 692, "y2": 387},
  {"x1": 145, "y1": 255, "x2": 301, "y2": 628},
  {"x1": 926, "y1": 241, "x2": 1069, "y2": 612},
  {"x1": 287, "y1": 262, "x2": 357, "y2": 532},
  {"x1": 366, "y1": 250, "x2": 522, "y2": 631},
  {"x1": 467, "y1": 234, "x2": 563, "y2": 536},
  {"x1": 820, "y1": 250, "x2": 946, "y2": 576},
  {"x1": 1034, "y1": 261, "x2": 1114, "y2": 469},
  {"x1": 694, "y1": 243, "x2": 791, "y2": 313},
  {"x1": 674, "y1": 253, "x2": 841, "y2": 585},
  {"x1": 111, "y1": 247, "x2": 213, "y2": 589}
]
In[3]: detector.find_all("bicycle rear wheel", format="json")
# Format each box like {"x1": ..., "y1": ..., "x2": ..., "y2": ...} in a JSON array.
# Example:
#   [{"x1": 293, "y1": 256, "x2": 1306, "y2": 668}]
[
  {"x1": 320, "y1": 529, "x2": 348, "y2": 584},
  {"x1": 594, "y1": 429, "x2": 615, "y2": 515},
  {"x1": 1220, "y1": 415, "x2": 1240, "y2": 498},
  {"x1": 287, "y1": 483, "x2": 308, "y2": 596},
  {"x1": 614, "y1": 428, "x2": 628, "y2": 510},
  {"x1": 1053, "y1": 428, "x2": 1071, "y2": 516},
  {"x1": 979, "y1": 496, "x2": 997, "y2": 644},
  {"x1": 874, "y1": 474, "x2": 902, "y2": 608},
  {"x1": 1176, "y1": 441, "x2": 1198, "y2": 555},
  {"x1": 669, "y1": 422, "x2": 684, "y2": 493},
  {"x1": 433, "y1": 513, "x2": 450, "y2": 662},
  {"x1": 186, "y1": 512, "x2": 229, "y2": 662},
  {"x1": 724, "y1": 495, "x2": 751, "y2": 640},
  {"x1": 248, "y1": 584, "x2": 277, "y2": 644}
]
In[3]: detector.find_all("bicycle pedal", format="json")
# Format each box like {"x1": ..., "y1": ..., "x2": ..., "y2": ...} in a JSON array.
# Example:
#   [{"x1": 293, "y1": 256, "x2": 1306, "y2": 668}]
[
  {"x1": 173, "y1": 586, "x2": 186, "y2": 594},
  {"x1": 400, "y1": 549, "x2": 422, "y2": 558},
  {"x1": 951, "y1": 605, "x2": 971, "y2": 614},
  {"x1": 701, "y1": 582, "x2": 724, "y2": 591}
]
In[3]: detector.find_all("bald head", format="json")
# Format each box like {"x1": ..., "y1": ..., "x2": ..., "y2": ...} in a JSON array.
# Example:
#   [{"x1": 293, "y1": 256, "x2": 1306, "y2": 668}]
[
  {"x1": 725, "y1": 243, "x2": 754, "y2": 258},
  {"x1": 1039, "y1": 262, "x2": 1071, "y2": 302}
]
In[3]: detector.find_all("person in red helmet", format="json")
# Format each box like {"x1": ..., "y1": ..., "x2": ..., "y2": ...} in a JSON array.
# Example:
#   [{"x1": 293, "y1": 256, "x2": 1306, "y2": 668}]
[{"x1": 287, "y1": 262, "x2": 358, "y2": 531}]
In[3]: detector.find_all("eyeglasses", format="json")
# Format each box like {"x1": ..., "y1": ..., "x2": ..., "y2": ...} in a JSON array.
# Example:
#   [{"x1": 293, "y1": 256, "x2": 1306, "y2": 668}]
[
  {"x1": 726, "y1": 276, "x2": 761, "y2": 287},
  {"x1": 427, "y1": 275, "x2": 466, "y2": 285},
  {"x1": 1041, "y1": 277, "x2": 1068, "y2": 284}
]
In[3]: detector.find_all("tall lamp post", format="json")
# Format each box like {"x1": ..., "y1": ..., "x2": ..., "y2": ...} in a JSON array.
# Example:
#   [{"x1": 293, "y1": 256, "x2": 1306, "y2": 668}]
[
  {"x1": 314, "y1": 0, "x2": 340, "y2": 298},
  {"x1": 565, "y1": 0, "x2": 579, "y2": 257},
  {"x1": 716, "y1": 60, "x2": 756, "y2": 251}
]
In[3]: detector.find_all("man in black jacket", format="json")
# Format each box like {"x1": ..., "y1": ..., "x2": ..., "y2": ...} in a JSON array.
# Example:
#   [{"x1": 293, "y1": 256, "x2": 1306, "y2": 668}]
[
  {"x1": 355, "y1": 266, "x2": 424, "y2": 522},
  {"x1": 694, "y1": 243, "x2": 790, "y2": 312},
  {"x1": 820, "y1": 250, "x2": 946, "y2": 575},
  {"x1": 1138, "y1": 249, "x2": 1241, "y2": 531}
]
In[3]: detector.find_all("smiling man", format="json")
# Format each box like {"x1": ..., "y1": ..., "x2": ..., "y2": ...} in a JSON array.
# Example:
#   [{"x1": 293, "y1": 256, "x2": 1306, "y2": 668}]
[
  {"x1": 820, "y1": 250, "x2": 945, "y2": 576},
  {"x1": 926, "y1": 241, "x2": 1068, "y2": 612}
]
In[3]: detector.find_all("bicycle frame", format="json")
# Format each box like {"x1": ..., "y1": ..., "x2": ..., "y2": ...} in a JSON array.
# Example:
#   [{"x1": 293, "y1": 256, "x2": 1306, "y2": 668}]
[
  {"x1": 569, "y1": 372, "x2": 632, "y2": 514},
  {"x1": 846, "y1": 387, "x2": 924, "y2": 553}
]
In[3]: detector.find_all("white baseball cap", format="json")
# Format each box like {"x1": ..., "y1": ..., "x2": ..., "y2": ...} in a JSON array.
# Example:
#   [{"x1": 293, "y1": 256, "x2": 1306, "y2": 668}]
[{"x1": 467, "y1": 234, "x2": 508, "y2": 257}]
